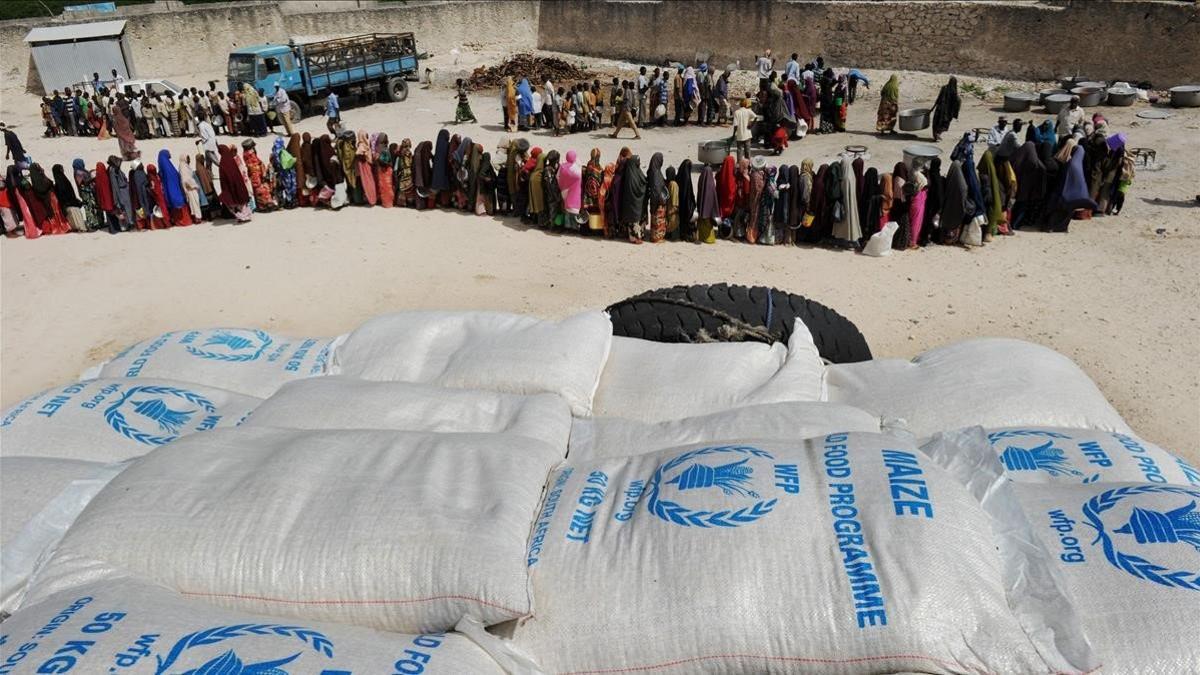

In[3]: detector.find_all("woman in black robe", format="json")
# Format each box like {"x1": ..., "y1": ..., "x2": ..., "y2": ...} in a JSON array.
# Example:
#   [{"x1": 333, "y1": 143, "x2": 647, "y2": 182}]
[
  {"x1": 543, "y1": 149, "x2": 562, "y2": 228},
  {"x1": 786, "y1": 164, "x2": 803, "y2": 244},
  {"x1": 798, "y1": 164, "x2": 827, "y2": 244},
  {"x1": 412, "y1": 140, "x2": 433, "y2": 209},
  {"x1": 939, "y1": 160, "x2": 972, "y2": 243},
  {"x1": 618, "y1": 154, "x2": 646, "y2": 243},
  {"x1": 931, "y1": 77, "x2": 960, "y2": 142},
  {"x1": 430, "y1": 129, "x2": 451, "y2": 204},
  {"x1": 675, "y1": 159, "x2": 695, "y2": 242},
  {"x1": 823, "y1": 159, "x2": 844, "y2": 247},
  {"x1": 859, "y1": 167, "x2": 881, "y2": 243},
  {"x1": 1009, "y1": 141, "x2": 1045, "y2": 230},
  {"x1": 920, "y1": 158, "x2": 944, "y2": 245}
]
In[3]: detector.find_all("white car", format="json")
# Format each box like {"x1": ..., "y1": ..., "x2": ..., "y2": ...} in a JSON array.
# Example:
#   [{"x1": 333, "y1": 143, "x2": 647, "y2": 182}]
[{"x1": 119, "y1": 79, "x2": 186, "y2": 98}]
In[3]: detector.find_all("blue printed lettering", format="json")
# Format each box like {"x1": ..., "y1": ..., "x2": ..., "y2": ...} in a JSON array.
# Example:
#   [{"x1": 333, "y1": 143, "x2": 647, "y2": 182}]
[
  {"x1": 35, "y1": 640, "x2": 94, "y2": 673},
  {"x1": 1048, "y1": 509, "x2": 1085, "y2": 563},
  {"x1": 614, "y1": 480, "x2": 645, "y2": 522},
  {"x1": 774, "y1": 464, "x2": 800, "y2": 493},
  {"x1": 1078, "y1": 441, "x2": 1113, "y2": 467},
  {"x1": 527, "y1": 468, "x2": 574, "y2": 567},
  {"x1": 565, "y1": 471, "x2": 609, "y2": 543},
  {"x1": 823, "y1": 439, "x2": 888, "y2": 630},
  {"x1": 881, "y1": 450, "x2": 934, "y2": 519},
  {"x1": 392, "y1": 633, "x2": 446, "y2": 674},
  {"x1": 112, "y1": 633, "x2": 158, "y2": 669}
]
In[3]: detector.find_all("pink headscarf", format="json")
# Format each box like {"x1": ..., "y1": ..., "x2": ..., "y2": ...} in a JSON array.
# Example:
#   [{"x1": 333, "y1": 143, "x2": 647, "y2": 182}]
[{"x1": 558, "y1": 149, "x2": 582, "y2": 213}]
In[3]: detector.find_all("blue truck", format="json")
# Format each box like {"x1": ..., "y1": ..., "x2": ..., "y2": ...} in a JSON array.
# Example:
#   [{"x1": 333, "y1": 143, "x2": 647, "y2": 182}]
[{"x1": 226, "y1": 33, "x2": 419, "y2": 119}]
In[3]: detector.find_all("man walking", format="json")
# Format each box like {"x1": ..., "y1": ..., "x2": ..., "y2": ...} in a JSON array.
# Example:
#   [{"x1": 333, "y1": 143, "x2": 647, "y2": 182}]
[
  {"x1": 273, "y1": 83, "x2": 295, "y2": 136},
  {"x1": 610, "y1": 80, "x2": 641, "y2": 140}
]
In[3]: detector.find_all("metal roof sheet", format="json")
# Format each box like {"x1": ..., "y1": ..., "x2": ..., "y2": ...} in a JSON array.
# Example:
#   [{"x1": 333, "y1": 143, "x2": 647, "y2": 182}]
[{"x1": 24, "y1": 20, "x2": 126, "y2": 44}]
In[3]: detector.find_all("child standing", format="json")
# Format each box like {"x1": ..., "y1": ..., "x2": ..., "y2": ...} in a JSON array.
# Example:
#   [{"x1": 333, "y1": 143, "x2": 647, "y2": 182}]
[{"x1": 454, "y1": 79, "x2": 477, "y2": 124}]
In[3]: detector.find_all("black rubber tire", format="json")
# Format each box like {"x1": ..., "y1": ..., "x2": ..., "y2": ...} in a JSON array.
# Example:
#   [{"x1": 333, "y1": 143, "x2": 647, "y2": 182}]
[
  {"x1": 289, "y1": 105, "x2": 303, "y2": 123},
  {"x1": 606, "y1": 283, "x2": 872, "y2": 363},
  {"x1": 385, "y1": 77, "x2": 409, "y2": 102}
]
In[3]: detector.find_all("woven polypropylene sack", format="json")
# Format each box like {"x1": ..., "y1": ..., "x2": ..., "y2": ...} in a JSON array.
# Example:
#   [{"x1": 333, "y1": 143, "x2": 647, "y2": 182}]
[
  {"x1": 591, "y1": 325, "x2": 823, "y2": 422},
  {"x1": 982, "y1": 427, "x2": 1200, "y2": 486},
  {"x1": 26, "y1": 427, "x2": 563, "y2": 633},
  {"x1": 94, "y1": 329, "x2": 341, "y2": 399},
  {"x1": 1014, "y1": 482, "x2": 1200, "y2": 674},
  {"x1": 825, "y1": 338, "x2": 1130, "y2": 437},
  {"x1": 568, "y1": 401, "x2": 881, "y2": 461},
  {"x1": 1, "y1": 457, "x2": 107, "y2": 547},
  {"x1": 514, "y1": 433, "x2": 1089, "y2": 673},
  {"x1": 1, "y1": 378, "x2": 260, "y2": 462},
  {"x1": 242, "y1": 377, "x2": 571, "y2": 450},
  {"x1": 330, "y1": 310, "x2": 612, "y2": 416},
  {"x1": 0, "y1": 576, "x2": 506, "y2": 674}
]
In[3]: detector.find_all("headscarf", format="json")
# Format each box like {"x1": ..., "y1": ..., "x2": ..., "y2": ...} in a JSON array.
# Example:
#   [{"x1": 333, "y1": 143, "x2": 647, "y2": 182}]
[
  {"x1": 716, "y1": 155, "x2": 736, "y2": 218},
  {"x1": 529, "y1": 151, "x2": 546, "y2": 214},
  {"x1": 156, "y1": 149, "x2": 186, "y2": 209},
  {"x1": 786, "y1": 164, "x2": 803, "y2": 229},
  {"x1": 431, "y1": 129, "x2": 451, "y2": 191},
  {"x1": 317, "y1": 135, "x2": 343, "y2": 186},
  {"x1": 996, "y1": 132, "x2": 1021, "y2": 161},
  {"x1": 194, "y1": 153, "x2": 215, "y2": 195},
  {"x1": 52, "y1": 164, "x2": 82, "y2": 208},
  {"x1": 290, "y1": 133, "x2": 307, "y2": 189},
  {"x1": 922, "y1": 157, "x2": 944, "y2": 236},
  {"x1": 1056, "y1": 146, "x2": 1098, "y2": 212},
  {"x1": 94, "y1": 161, "x2": 115, "y2": 211},
  {"x1": 1106, "y1": 133, "x2": 1128, "y2": 153},
  {"x1": 413, "y1": 140, "x2": 433, "y2": 193},
  {"x1": 696, "y1": 164, "x2": 719, "y2": 220},
  {"x1": 837, "y1": 156, "x2": 862, "y2": 241},
  {"x1": 881, "y1": 74, "x2": 899, "y2": 102},
  {"x1": 978, "y1": 150, "x2": 1003, "y2": 232},
  {"x1": 675, "y1": 159, "x2": 695, "y2": 235},
  {"x1": 217, "y1": 145, "x2": 249, "y2": 208},
  {"x1": 517, "y1": 78, "x2": 534, "y2": 117},
  {"x1": 939, "y1": 160, "x2": 971, "y2": 233},
  {"x1": 454, "y1": 135, "x2": 473, "y2": 167},
  {"x1": 1054, "y1": 137, "x2": 1078, "y2": 164},
  {"x1": 646, "y1": 153, "x2": 667, "y2": 208},
  {"x1": 618, "y1": 155, "x2": 646, "y2": 224},
  {"x1": 1011, "y1": 141, "x2": 1045, "y2": 202}
]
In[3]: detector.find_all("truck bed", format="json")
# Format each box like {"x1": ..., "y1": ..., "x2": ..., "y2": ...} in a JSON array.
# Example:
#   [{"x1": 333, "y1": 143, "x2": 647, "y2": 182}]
[{"x1": 300, "y1": 33, "x2": 418, "y2": 94}]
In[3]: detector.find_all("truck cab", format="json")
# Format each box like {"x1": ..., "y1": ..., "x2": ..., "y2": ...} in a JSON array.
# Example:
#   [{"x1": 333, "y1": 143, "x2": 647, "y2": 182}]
[{"x1": 227, "y1": 44, "x2": 304, "y2": 98}]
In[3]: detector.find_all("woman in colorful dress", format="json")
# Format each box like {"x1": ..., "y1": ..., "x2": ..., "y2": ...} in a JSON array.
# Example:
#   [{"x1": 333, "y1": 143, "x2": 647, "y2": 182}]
[
  {"x1": 72, "y1": 159, "x2": 101, "y2": 230},
  {"x1": 242, "y1": 140, "x2": 276, "y2": 212}
]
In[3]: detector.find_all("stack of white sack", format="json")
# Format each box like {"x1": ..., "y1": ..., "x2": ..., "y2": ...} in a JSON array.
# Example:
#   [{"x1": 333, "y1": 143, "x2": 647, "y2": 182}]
[
  {"x1": 923, "y1": 427, "x2": 1199, "y2": 674},
  {"x1": 514, "y1": 432, "x2": 1097, "y2": 674},
  {"x1": 590, "y1": 325, "x2": 825, "y2": 422},
  {"x1": 569, "y1": 401, "x2": 881, "y2": 460},
  {"x1": 243, "y1": 377, "x2": 571, "y2": 449},
  {"x1": 1, "y1": 378, "x2": 261, "y2": 462},
  {"x1": 23, "y1": 427, "x2": 563, "y2": 634},
  {"x1": 90, "y1": 328, "x2": 342, "y2": 399},
  {"x1": 826, "y1": 338, "x2": 1131, "y2": 437},
  {"x1": 0, "y1": 576, "x2": 513, "y2": 674},
  {"x1": 331, "y1": 310, "x2": 613, "y2": 416}
]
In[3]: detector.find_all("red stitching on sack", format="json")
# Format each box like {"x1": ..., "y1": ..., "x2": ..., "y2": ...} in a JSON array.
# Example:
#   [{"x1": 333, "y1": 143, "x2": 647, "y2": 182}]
[
  {"x1": 178, "y1": 590, "x2": 524, "y2": 615},
  {"x1": 560, "y1": 653, "x2": 979, "y2": 674}
]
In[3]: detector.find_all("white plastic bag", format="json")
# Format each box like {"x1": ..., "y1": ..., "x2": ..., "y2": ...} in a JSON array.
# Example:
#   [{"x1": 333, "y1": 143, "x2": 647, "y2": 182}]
[
  {"x1": 243, "y1": 377, "x2": 572, "y2": 450},
  {"x1": 962, "y1": 215, "x2": 984, "y2": 246},
  {"x1": 1, "y1": 576, "x2": 506, "y2": 674},
  {"x1": 27, "y1": 427, "x2": 563, "y2": 633},
  {"x1": 95, "y1": 329, "x2": 342, "y2": 399},
  {"x1": 332, "y1": 310, "x2": 612, "y2": 416},
  {"x1": 861, "y1": 221, "x2": 899, "y2": 256},
  {"x1": 1, "y1": 378, "x2": 261, "y2": 461}
]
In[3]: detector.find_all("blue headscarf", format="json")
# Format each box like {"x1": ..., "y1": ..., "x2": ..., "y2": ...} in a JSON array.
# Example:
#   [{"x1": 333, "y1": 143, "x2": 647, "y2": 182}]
[
  {"x1": 517, "y1": 79, "x2": 534, "y2": 116},
  {"x1": 156, "y1": 149, "x2": 186, "y2": 209},
  {"x1": 72, "y1": 158, "x2": 86, "y2": 173},
  {"x1": 951, "y1": 133, "x2": 985, "y2": 218},
  {"x1": 848, "y1": 69, "x2": 870, "y2": 85}
]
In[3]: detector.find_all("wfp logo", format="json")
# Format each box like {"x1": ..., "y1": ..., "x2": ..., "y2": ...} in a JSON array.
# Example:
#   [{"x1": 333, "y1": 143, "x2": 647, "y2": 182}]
[
  {"x1": 1082, "y1": 484, "x2": 1200, "y2": 591},
  {"x1": 152, "y1": 623, "x2": 333, "y2": 675},
  {"x1": 646, "y1": 445, "x2": 782, "y2": 529},
  {"x1": 186, "y1": 329, "x2": 273, "y2": 362},
  {"x1": 989, "y1": 429, "x2": 1097, "y2": 482},
  {"x1": 104, "y1": 385, "x2": 218, "y2": 446}
]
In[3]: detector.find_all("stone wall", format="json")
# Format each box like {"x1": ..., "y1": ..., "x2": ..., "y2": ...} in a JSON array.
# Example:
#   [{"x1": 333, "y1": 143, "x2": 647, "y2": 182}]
[
  {"x1": 537, "y1": 0, "x2": 1200, "y2": 86},
  {"x1": 0, "y1": 0, "x2": 539, "y2": 96}
]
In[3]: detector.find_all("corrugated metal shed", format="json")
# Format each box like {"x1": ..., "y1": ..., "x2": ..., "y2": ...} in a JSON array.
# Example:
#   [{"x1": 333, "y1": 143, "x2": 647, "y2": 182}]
[
  {"x1": 23, "y1": 21, "x2": 132, "y2": 93},
  {"x1": 24, "y1": 20, "x2": 126, "y2": 44}
]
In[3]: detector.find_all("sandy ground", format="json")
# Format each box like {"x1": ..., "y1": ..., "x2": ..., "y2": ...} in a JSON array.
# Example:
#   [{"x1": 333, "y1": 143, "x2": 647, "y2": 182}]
[{"x1": 1, "y1": 54, "x2": 1197, "y2": 462}]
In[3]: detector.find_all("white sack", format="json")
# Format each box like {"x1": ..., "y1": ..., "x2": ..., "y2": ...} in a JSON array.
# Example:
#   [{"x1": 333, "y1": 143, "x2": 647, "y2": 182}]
[
  {"x1": 862, "y1": 221, "x2": 899, "y2": 256},
  {"x1": 1014, "y1": 481, "x2": 1200, "y2": 674},
  {"x1": 826, "y1": 338, "x2": 1130, "y2": 437},
  {"x1": 983, "y1": 426, "x2": 1200, "y2": 486},
  {"x1": 569, "y1": 401, "x2": 881, "y2": 461},
  {"x1": 591, "y1": 327, "x2": 824, "y2": 422},
  {"x1": 331, "y1": 310, "x2": 612, "y2": 416},
  {"x1": 1, "y1": 378, "x2": 261, "y2": 462},
  {"x1": 0, "y1": 576, "x2": 506, "y2": 674},
  {"x1": 515, "y1": 432, "x2": 1090, "y2": 673},
  {"x1": 243, "y1": 377, "x2": 572, "y2": 450},
  {"x1": 1, "y1": 459, "x2": 125, "y2": 613},
  {"x1": 27, "y1": 427, "x2": 563, "y2": 633},
  {"x1": 95, "y1": 329, "x2": 341, "y2": 399}
]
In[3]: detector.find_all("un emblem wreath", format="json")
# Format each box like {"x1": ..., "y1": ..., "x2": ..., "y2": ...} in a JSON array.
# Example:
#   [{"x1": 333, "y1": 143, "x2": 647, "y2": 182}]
[{"x1": 647, "y1": 445, "x2": 778, "y2": 528}]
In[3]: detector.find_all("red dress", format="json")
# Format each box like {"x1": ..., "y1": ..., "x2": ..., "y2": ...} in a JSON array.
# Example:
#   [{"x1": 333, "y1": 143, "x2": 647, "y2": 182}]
[{"x1": 147, "y1": 166, "x2": 171, "y2": 229}]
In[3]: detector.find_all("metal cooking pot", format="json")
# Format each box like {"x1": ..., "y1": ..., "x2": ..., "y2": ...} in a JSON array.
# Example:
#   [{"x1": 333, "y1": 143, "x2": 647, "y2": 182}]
[
  {"x1": 897, "y1": 107, "x2": 931, "y2": 132},
  {"x1": 1169, "y1": 85, "x2": 1200, "y2": 108},
  {"x1": 1043, "y1": 94, "x2": 1073, "y2": 114},
  {"x1": 697, "y1": 139, "x2": 731, "y2": 165},
  {"x1": 1077, "y1": 82, "x2": 1108, "y2": 103},
  {"x1": 1003, "y1": 92, "x2": 1037, "y2": 112},
  {"x1": 1039, "y1": 88, "x2": 1068, "y2": 103},
  {"x1": 1106, "y1": 87, "x2": 1137, "y2": 107},
  {"x1": 902, "y1": 144, "x2": 942, "y2": 173},
  {"x1": 1071, "y1": 86, "x2": 1103, "y2": 107}
]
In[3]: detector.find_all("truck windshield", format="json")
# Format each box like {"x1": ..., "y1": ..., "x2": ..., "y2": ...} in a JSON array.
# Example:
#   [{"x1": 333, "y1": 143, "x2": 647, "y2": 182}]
[{"x1": 228, "y1": 55, "x2": 256, "y2": 84}]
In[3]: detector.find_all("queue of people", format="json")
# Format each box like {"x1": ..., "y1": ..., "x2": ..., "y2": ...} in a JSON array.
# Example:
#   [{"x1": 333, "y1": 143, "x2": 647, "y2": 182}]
[{"x1": 1, "y1": 111, "x2": 1135, "y2": 247}]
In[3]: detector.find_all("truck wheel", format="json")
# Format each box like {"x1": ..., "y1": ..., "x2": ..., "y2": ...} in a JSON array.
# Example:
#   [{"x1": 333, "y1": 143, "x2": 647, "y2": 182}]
[
  {"x1": 385, "y1": 77, "x2": 409, "y2": 102},
  {"x1": 606, "y1": 283, "x2": 872, "y2": 363},
  {"x1": 289, "y1": 106, "x2": 303, "y2": 123}
]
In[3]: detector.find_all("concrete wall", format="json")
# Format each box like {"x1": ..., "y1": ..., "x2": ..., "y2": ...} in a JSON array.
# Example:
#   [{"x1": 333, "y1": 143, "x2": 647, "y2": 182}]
[
  {"x1": 537, "y1": 0, "x2": 1200, "y2": 86},
  {"x1": 0, "y1": 0, "x2": 539, "y2": 96}
]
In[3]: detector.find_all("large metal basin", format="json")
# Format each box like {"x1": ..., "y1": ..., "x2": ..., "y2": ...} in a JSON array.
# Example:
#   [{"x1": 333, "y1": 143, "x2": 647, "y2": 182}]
[
  {"x1": 1039, "y1": 88, "x2": 1068, "y2": 103},
  {"x1": 1044, "y1": 94, "x2": 1073, "y2": 114},
  {"x1": 1071, "y1": 87, "x2": 1103, "y2": 107},
  {"x1": 902, "y1": 143, "x2": 942, "y2": 173},
  {"x1": 697, "y1": 139, "x2": 731, "y2": 165},
  {"x1": 1169, "y1": 85, "x2": 1200, "y2": 108},
  {"x1": 1106, "y1": 87, "x2": 1137, "y2": 107},
  {"x1": 1003, "y1": 92, "x2": 1037, "y2": 112},
  {"x1": 898, "y1": 107, "x2": 930, "y2": 131}
]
